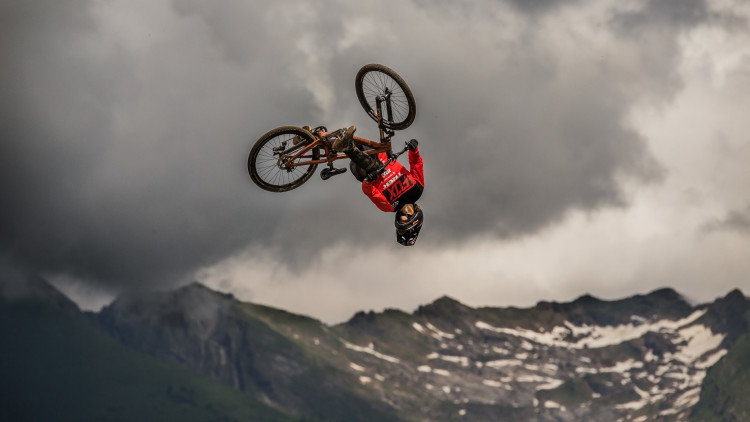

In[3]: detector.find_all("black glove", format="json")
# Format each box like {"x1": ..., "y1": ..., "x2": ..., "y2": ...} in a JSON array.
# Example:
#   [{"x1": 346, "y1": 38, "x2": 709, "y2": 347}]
[{"x1": 407, "y1": 139, "x2": 419, "y2": 151}]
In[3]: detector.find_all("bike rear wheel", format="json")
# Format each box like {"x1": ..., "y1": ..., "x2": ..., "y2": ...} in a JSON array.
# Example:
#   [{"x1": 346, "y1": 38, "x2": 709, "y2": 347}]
[
  {"x1": 248, "y1": 126, "x2": 320, "y2": 192},
  {"x1": 355, "y1": 64, "x2": 416, "y2": 131}
]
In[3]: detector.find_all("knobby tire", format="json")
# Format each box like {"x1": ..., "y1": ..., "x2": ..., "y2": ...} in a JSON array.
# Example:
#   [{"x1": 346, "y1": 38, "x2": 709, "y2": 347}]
[
  {"x1": 355, "y1": 64, "x2": 416, "y2": 131},
  {"x1": 248, "y1": 126, "x2": 319, "y2": 192}
]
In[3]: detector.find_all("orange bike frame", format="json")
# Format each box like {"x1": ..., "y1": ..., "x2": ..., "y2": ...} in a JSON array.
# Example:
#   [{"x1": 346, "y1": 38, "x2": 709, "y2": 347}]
[
  {"x1": 285, "y1": 91, "x2": 396, "y2": 169},
  {"x1": 284, "y1": 133, "x2": 392, "y2": 168}
]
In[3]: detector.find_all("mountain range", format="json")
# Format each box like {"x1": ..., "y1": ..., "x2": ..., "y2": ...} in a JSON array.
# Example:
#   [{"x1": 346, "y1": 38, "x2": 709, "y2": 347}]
[{"x1": 2, "y1": 275, "x2": 750, "y2": 421}]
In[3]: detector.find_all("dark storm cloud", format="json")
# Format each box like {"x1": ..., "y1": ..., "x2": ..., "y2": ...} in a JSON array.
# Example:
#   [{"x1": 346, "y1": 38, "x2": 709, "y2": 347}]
[
  {"x1": 1, "y1": 1, "x2": 123, "y2": 274},
  {"x1": 1, "y1": 0, "x2": 326, "y2": 289},
  {"x1": 416, "y1": 55, "x2": 662, "y2": 239},
  {"x1": 2, "y1": 0, "x2": 741, "y2": 293},
  {"x1": 612, "y1": 0, "x2": 711, "y2": 30},
  {"x1": 704, "y1": 207, "x2": 750, "y2": 234},
  {"x1": 503, "y1": 0, "x2": 582, "y2": 15}
]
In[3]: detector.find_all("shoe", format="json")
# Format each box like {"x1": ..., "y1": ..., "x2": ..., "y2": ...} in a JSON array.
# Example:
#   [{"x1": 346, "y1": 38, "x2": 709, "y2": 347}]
[
  {"x1": 293, "y1": 125, "x2": 312, "y2": 145},
  {"x1": 331, "y1": 125, "x2": 356, "y2": 151}
]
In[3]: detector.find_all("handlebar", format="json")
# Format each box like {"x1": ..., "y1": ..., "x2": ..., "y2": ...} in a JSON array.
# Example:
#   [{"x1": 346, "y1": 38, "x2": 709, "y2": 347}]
[{"x1": 386, "y1": 144, "x2": 409, "y2": 164}]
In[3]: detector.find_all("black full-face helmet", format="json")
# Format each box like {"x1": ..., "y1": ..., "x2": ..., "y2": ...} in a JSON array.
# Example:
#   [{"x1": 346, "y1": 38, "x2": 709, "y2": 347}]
[{"x1": 395, "y1": 206, "x2": 423, "y2": 246}]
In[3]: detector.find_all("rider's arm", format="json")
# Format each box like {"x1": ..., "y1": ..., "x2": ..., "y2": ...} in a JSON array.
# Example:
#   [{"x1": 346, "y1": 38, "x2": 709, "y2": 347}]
[
  {"x1": 408, "y1": 147, "x2": 424, "y2": 187},
  {"x1": 362, "y1": 182, "x2": 395, "y2": 212}
]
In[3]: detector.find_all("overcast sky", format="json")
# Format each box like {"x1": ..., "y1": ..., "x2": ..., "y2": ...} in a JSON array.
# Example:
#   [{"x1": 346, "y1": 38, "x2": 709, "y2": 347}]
[{"x1": 3, "y1": 0, "x2": 750, "y2": 323}]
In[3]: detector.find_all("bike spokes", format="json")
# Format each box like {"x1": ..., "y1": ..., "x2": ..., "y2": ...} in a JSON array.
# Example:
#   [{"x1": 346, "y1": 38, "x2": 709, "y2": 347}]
[
  {"x1": 248, "y1": 127, "x2": 319, "y2": 192},
  {"x1": 356, "y1": 64, "x2": 416, "y2": 130}
]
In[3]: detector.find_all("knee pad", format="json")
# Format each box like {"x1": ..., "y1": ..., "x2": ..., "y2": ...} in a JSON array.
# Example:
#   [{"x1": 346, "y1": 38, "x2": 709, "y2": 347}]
[{"x1": 350, "y1": 160, "x2": 367, "y2": 182}]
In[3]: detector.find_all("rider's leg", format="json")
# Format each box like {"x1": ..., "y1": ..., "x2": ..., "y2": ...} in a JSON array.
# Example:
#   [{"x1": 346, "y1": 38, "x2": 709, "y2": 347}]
[
  {"x1": 349, "y1": 159, "x2": 368, "y2": 182},
  {"x1": 345, "y1": 148, "x2": 383, "y2": 174},
  {"x1": 332, "y1": 125, "x2": 383, "y2": 180}
]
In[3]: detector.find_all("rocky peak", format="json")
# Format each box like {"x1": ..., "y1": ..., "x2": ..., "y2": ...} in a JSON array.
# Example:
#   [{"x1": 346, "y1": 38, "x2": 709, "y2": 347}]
[
  {"x1": 97, "y1": 282, "x2": 236, "y2": 349},
  {"x1": 702, "y1": 288, "x2": 750, "y2": 345},
  {"x1": 104, "y1": 282, "x2": 227, "y2": 316},
  {"x1": 714, "y1": 288, "x2": 748, "y2": 308},
  {"x1": 0, "y1": 275, "x2": 79, "y2": 315},
  {"x1": 415, "y1": 295, "x2": 472, "y2": 318},
  {"x1": 645, "y1": 287, "x2": 683, "y2": 302},
  {"x1": 558, "y1": 288, "x2": 692, "y2": 327}
]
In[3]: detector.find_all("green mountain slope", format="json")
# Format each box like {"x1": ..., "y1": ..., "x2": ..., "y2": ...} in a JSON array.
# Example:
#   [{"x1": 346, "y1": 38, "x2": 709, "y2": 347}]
[
  {"x1": 0, "y1": 279, "x2": 312, "y2": 422},
  {"x1": 96, "y1": 283, "x2": 406, "y2": 422},
  {"x1": 690, "y1": 332, "x2": 750, "y2": 422}
]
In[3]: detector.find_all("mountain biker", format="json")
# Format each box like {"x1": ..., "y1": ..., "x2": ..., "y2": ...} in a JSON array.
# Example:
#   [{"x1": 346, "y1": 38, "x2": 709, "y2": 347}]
[{"x1": 332, "y1": 125, "x2": 424, "y2": 246}]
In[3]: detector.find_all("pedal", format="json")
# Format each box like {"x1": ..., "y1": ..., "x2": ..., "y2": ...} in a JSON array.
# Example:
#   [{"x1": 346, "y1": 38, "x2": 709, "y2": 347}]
[{"x1": 320, "y1": 167, "x2": 347, "y2": 180}]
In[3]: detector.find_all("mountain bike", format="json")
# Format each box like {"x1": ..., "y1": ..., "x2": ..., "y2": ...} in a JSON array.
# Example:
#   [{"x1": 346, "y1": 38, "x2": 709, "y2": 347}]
[{"x1": 248, "y1": 64, "x2": 416, "y2": 192}]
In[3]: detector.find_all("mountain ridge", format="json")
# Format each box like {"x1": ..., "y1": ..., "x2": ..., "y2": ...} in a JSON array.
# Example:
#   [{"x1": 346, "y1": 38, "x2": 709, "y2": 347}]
[
  {"x1": 91, "y1": 281, "x2": 750, "y2": 421},
  {"x1": 0, "y1": 275, "x2": 80, "y2": 314},
  {"x1": 4, "y1": 276, "x2": 750, "y2": 421},
  {"x1": 0, "y1": 277, "x2": 314, "y2": 422}
]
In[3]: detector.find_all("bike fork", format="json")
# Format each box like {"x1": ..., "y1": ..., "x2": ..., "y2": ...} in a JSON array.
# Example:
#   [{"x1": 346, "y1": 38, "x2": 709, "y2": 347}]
[{"x1": 376, "y1": 91, "x2": 395, "y2": 147}]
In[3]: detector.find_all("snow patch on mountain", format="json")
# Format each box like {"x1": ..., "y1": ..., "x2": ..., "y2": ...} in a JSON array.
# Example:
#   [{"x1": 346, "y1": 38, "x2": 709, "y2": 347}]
[
  {"x1": 475, "y1": 309, "x2": 708, "y2": 350},
  {"x1": 485, "y1": 359, "x2": 523, "y2": 369},
  {"x1": 466, "y1": 310, "x2": 728, "y2": 419},
  {"x1": 341, "y1": 339, "x2": 400, "y2": 363},
  {"x1": 536, "y1": 378, "x2": 564, "y2": 391},
  {"x1": 600, "y1": 359, "x2": 645, "y2": 373},
  {"x1": 413, "y1": 322, "x2": 456, "y2": 341},
  {"x1": 696, "y1": 349, "x2": 727, "y2": 369},
  {"x1": 672, "y1": 323, "x2": 724, "y2": 363}
]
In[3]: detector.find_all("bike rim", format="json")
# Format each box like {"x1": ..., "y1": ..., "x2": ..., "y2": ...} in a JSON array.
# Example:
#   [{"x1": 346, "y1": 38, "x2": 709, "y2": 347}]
[
  {"x1": 253, "y1": 132, "x2": 314, "y2": 188},
  {"x1": 360, "y1": 70, "x2": 412, "y2": 125}
]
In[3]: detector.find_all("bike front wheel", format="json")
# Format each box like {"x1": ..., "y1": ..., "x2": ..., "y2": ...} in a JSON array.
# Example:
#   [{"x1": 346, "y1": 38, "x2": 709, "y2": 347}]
[
  {"x1": 248, "y1": 126, "x2": 320, "y2": 192},
  {"x1": 355, "y1": 64, "x2": 416, "y2": 131}
]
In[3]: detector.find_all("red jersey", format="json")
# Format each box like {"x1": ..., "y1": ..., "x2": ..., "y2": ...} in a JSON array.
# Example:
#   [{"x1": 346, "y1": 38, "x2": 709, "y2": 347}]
[{"x1": 361, "y1": 148, "x2": 424, "y2": 212}]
